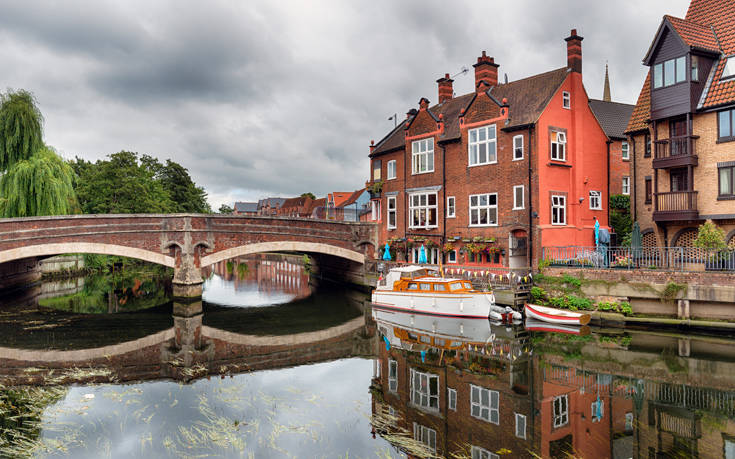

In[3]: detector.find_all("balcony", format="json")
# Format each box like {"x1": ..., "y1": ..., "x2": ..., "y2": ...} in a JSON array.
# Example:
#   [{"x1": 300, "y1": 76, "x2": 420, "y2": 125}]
[
  {"x1": 653, "y1": 136, "x2": 699, "y2": 169},
  {"x1": 653, "y1": 191, "x2": 699, "y2": 221}
]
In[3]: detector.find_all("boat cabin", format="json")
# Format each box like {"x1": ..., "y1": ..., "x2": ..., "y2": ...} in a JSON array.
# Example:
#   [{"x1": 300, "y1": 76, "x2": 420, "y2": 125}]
[{"x1": 379, "y1": 266, "x2": 473, "y2": 292}]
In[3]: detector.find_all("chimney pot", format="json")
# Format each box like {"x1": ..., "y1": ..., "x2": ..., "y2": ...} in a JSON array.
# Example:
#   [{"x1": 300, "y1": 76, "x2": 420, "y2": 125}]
[
  {"x1": 436, "y1": 73, "x2": 454, "y2": 103},
  {"x1": 565, "y1": 28, "x2": 584, "y2": 73}
]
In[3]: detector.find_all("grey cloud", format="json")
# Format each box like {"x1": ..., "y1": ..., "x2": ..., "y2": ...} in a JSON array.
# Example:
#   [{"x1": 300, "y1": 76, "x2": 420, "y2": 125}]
[{"x1": 0, "y1": 0, "x2": 690, "y2": 209}]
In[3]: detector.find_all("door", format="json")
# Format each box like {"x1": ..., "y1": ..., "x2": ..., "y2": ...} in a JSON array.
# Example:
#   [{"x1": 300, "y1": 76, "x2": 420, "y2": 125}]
[
  {"x1": 509, "y1": 230, "x2": 528, "y2": 269},
  {"x1": 670, "y1": 168, "x2": 688, "y2": 191},
  {"x1": 669, "y1": 118, "x2": 687, "y2": 156}
]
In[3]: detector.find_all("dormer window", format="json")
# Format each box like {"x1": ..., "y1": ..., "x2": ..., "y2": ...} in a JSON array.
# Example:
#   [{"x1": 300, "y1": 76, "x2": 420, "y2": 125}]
[
  {"x1": 653, "y1": 56, "x2": 686, "y2": 88},
  {"x1": 723, "y1": 57, "x2": 735, "y2": 80}
]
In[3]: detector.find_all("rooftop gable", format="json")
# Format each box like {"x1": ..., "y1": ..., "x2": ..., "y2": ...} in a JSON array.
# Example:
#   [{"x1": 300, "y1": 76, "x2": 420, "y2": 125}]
[
  {"x1": 588, "y1": 99, "x2": 636, "y2": 139},
  {"x1": 625, "y1": 71, "x2": 652, "y2": 134}
]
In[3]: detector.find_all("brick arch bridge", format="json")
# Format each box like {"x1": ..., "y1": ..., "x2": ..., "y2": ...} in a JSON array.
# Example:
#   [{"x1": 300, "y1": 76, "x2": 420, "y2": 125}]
[{"x1": 0, "y1": 214, "x2": 377, "y2": 295}]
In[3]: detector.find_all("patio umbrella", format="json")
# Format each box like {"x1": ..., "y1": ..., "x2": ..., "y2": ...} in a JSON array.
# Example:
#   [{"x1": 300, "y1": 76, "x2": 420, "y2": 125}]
[
  {"x1": 631, "y1": 221, "x2": 642, "y2": 257},
  {"x1": 594, "y1": 219, "x2": 600, "y2": 247},
  {"x1": 383, "y1": 243, "x2": 392, "y2": 261},
  {"x1": 418, "y1": 244, "x2": 427, "y2": 263}
]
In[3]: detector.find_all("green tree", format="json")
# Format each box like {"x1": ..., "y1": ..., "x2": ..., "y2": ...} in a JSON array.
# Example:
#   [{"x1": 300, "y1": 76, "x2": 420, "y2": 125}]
[
  {"x1": 0, "y1": 147, "x2": 78, "y2": 217},
  {"x1": 609, "y1": 194, "x2": 632, "y2": 245},
  {"x1": 218, "y1": 204, "x2": 234, "y2": 214},
  {"x1": 156, "y1": 160, "x2": 211, "y2": 213},
  {"x1": 75, "y1": 151, "x2": 174, "y2": 214},
  {"x1": 694, "y1": 220, "x2": 727, "y2": 250},
  {"x1": 300, "y1": 192, "x2": 316, "y2": 200},
  {"x1": 0, "y1": 90, "x2": 44, "y2": 172}
]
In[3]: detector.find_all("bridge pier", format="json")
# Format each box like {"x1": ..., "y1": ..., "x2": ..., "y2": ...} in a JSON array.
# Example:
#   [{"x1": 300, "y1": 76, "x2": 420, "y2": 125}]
[{"x1": 172, "y1": 251, "x2": 203, "y2": 299}]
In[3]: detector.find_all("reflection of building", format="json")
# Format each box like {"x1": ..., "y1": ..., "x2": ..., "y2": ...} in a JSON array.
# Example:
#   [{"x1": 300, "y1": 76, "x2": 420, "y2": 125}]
[
  {"x1": 371, "y1": 319, "x2": 735, "y2": 458},
  {"x1": 207, "y1": 254, "x2": 311, "y2": 299},
  {"x1": 371, "y1": 313, "x2": 535, "y2": 457}
]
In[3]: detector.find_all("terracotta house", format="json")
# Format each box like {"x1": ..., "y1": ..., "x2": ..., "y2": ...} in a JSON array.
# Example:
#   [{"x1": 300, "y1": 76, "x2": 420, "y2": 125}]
[
  {"x1": 368, "y1": 30, "x2": 612, "y2": 268},
  {"x1": 626, "y1": 0, "x2": 735, "y2": 249}
]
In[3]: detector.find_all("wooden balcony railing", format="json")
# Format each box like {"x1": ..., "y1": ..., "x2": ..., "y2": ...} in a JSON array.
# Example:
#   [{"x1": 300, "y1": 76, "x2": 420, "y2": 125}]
[
  {"x1": 655, "y1": 190, "x2": 697, "y2": 212},
  {"x1": 653, "y1": 136, "x2": 699, "y2": 168}
]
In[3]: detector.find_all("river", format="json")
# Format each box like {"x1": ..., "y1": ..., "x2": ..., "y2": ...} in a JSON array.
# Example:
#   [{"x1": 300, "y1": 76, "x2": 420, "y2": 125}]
[{"x1": 1, "y1": 255, "x2": 734, "y2": 458}]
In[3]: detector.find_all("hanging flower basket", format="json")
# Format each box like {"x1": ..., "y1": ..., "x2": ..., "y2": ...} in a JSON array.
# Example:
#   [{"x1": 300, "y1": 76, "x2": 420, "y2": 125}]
[
  {"x1": 465, "y1": 242, "x2": 487, "y2": 254},
  {"x1": 442, "y1": 242, "x2": 455, "y2": 253}
]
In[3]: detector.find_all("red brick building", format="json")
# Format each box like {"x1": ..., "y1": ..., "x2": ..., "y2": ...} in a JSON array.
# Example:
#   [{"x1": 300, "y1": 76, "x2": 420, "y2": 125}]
[{"x1": 367, "y1": 30, "x2": 612, "y2": 269}]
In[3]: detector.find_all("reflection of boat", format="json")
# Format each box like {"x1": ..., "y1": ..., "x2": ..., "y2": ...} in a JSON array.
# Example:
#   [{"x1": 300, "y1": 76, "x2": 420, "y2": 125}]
[
  {"x1": 524, "y1": 303, "x2": 591, "y2": 325},
  {"x1": 524, "y1": 318, "x2": 590, "y2": 335},
  {"x1": 372, "y1": 266, "x2": 499, "y2": 319},
  {"x1": 373, "y1": 307, "x2": 494, "y2": 351}
]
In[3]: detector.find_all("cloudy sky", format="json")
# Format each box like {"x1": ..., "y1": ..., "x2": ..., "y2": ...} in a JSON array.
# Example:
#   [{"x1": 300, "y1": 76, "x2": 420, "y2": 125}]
[{"x1": 0, "y1": 0, "x2": 689, "y2": 209}]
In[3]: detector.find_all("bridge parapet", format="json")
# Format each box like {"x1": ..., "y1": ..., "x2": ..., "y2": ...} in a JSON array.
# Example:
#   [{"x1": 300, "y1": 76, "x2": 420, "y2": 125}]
[{"x1": 0, "y1": 214, "x2": 378, "y2": 297}]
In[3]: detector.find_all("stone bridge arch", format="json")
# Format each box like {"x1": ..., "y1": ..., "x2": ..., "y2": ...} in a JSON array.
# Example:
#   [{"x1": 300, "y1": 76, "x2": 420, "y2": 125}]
[
  {"x1": 199, "y1": 241, "x2": 365, "y2": 267},
  {"x1": 0, "y1": 242, "x2": 175, "y2": 267}
]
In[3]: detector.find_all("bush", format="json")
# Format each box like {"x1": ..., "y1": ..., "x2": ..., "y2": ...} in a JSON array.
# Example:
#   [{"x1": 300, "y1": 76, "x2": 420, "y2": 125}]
[
  {"x1": 549, "y1": 294, "x2": 593, "y2": 311},
  {"x1": 562, "y1": 274, "x2": 581, "y2": 289},
  {"x1": 620, "y1": 301, "x2": 632, "y2": 315},
  {"x1": 530, "y1": 286, "x2": 547, "y2": 303},
  {"x1": 694, "y1": 220, "x2": 726, "y2": 250}
]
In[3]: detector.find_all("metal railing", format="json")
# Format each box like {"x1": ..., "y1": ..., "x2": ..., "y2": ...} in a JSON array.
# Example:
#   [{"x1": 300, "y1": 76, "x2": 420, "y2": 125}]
[
  {"x1": 542, "y1": 246, "x2": 735, "y2": 272},
  {"x1": 655, "y1": 191, "x2": 697, "y2": 212},
  {"x1": 654, "y1": 135, "x2": 697, "y2": 159}
]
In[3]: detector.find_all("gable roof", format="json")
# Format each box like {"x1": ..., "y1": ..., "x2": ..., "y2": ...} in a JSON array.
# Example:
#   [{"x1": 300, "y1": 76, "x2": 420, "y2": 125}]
[
  {"x1": 665, "y1": 15, "x2": 721, "y2": 53},
  {"x1": 370, "y1": 67, "x2": 569, "y2": 157},
  {"x1": 588, "y1": 99, "x2": 635, "y2": 139},
  {"x1": 257, "y1": 197, "x2": 286, "y2": 209},
  {"x1": 234, "y1": 202, "x2": 258, "y2": 213},
  {"x1": 328, "y1": 192, "x2": 353, "y2": 207},
  {"x1": 281, "y1": 196, "x2": 308, "y2": 209},
  {"x1": 625, "y1": 71, "x2": 652, "y2": 134},
  {"x1": 340, "y1": 188, "x2": 367, "y2": 207}
]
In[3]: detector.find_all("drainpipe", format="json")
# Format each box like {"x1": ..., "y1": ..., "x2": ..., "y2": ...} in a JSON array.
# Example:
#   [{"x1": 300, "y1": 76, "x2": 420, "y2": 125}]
[
  {"x1": 606, "y1": 139, "x2": 611, "y2": 236},
  {"x1": 528, "y1": 125, "x2": 534, "y2": 269},
  {"x1": 442, "y1": 143, "x2": 447, "y2": 250}
]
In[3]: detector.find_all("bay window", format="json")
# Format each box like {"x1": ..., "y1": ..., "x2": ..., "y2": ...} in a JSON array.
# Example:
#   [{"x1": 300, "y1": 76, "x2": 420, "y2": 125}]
[{"x1": 409, "y1": 192, "x2": 438, "y2": 229}]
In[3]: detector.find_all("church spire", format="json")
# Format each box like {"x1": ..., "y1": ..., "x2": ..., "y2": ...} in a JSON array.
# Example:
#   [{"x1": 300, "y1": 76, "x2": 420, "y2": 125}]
[{"x1": 603, "y1": 62, "x2": 611, "y2": 102}]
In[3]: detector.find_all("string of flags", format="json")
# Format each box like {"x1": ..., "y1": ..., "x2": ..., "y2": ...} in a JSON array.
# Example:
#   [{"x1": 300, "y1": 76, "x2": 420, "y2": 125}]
[{"x1": 443, "y1": 268, "x2": 533, "y2": 283}]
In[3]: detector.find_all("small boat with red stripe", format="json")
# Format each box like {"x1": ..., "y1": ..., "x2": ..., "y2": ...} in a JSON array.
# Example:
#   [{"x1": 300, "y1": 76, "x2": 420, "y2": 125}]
[{"x1": 524, "y1": 303, "x2": 591, "y2": 326}]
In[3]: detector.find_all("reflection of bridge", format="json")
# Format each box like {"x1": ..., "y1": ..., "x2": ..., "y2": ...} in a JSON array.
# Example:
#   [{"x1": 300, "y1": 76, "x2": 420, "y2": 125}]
[
  {"x1": 0, "y1": 214, "x2": 377, "y2": 296},
  {"x1": 0, "y1": 296, "x2": 376, "y2": 386}
]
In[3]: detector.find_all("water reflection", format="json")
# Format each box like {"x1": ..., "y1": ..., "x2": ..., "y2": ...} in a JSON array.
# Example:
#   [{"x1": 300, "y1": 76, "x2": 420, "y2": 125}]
[
  {"x1": 370, "y1": 308, "x2": 735, "y2": 458},
  {"x1": 3, "y1": 257, "x2": 735, "y2": 457}
]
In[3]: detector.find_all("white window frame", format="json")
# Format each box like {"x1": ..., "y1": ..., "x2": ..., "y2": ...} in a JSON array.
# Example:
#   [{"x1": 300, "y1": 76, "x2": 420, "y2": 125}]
[
  {"x1": 553, "y1": 394, "x2": 569, "y2": 428},
  {"x1": 471, "y1": 445, "x2": 499, "y2": 459},
  {"x1": 589, "y1": 190, "x2": 602, "y2": 210},
  {"x1": 388, "y1": 359, "x2": 398, "y2": 393},
  {"x1": 470, "y1": 384, "x2": 499, "y2": 424},
  {"x1": 551, "y1": 131, "x2": 567, "y2": 161},
  {"x1": 447, "y1": 250, "x2": 457, "y2": 264},
  {"x1": 515, "y1": 413, "x2": 527, "y2": 439},
  {"x1": 551, "y1": 195, "x2": 566, "y2": 226},
  {"x1": 469, "y1": 193, "x2": 498, "y2": 227},
  {"x1": 562, "y1": 91, "x2": 571, "y2": 109},
  {"x1": 413, "y1": 423, "x2": 437, "y2": 453},
  {"x1": 371, "y1": 200, "x2": 381, "y2": 221},
  {"x1": 387, "y1": 160, "x2": 397, "y2": 180},
  {"x1": 411, "y1": 247, "x2": 439, "y2": 265},
  {"x1": 621, "y1": 141, "x2": 629, "y2": 160},
  {"x1": 447, "y1": 196, "x2": 455, "y2": 218},
  {"x1": 513, "y1": 185, "x2": 525, "y2": 210},
  {"x1": 448, "y1": 388, "x2": 457, "y2": 411},
  {"x1": 513, "y1": 134, "x2": 524, "y2": 160},
  {"x1": 409, "y1": 192, "x2": 438, "y2": 229},
  {"x1": 468, "y1": 124, "x2": 497, "y2": 166},
  {"x1": 622, "y1": 176, "x2": 630, "y2": 195},
  {"x1": 412, "y1": 138, "x2": 434, "y2": 174},
  {"x1": 410, "y1": 368, "x2": 439, "y2": 411},
  {"x1": 386, "y1": 196, "x2": 397, "y2": 230}
]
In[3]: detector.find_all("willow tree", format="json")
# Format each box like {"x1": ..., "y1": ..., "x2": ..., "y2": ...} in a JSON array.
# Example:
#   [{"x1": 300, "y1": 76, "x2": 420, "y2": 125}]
[
  {"x1": 0, "y1": 90, "x2": 44, "y2": 172},
  {"x1": 0, "y1": 147, "x2": 77, "y2": 217}
]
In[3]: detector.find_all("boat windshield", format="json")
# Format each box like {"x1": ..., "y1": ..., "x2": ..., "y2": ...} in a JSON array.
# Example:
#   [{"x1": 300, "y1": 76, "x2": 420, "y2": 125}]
[{"x1": 449, "y1": 282, "x2": 463, "y2": 291}]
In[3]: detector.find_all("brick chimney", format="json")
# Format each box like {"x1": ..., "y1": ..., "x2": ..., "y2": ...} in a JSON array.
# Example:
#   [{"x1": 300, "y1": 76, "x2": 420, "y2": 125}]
[
  {"x1": 436, "y1": 73, "x2": 454, "y2": 103},
  {"x1": 564, "y1": 29, "x2": 584, "y2": 73},
  {"x1": 473, "y1": 51, "x2": 499, "y2": 92}
]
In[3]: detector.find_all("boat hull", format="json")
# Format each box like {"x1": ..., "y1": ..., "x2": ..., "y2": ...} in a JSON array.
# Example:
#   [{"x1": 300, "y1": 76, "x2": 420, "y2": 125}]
[
  {"x1": 372, "y1": 290, "x2": 493, "y2": 319},
  {"x1": 524, "y1": 303, "x2": 591, "y2": 326}
]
